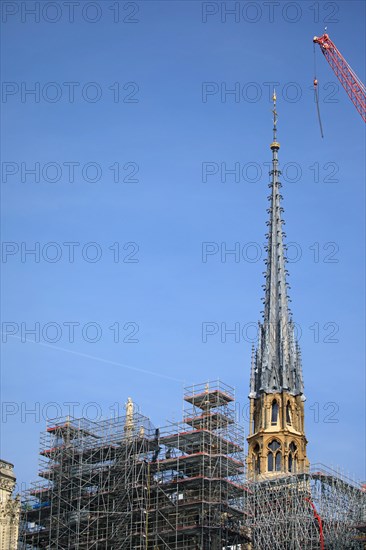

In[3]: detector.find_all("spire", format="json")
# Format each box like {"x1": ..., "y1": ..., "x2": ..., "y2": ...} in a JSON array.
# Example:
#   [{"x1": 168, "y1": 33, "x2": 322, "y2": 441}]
[{"x1": 250, "y1": 93, "x2": 304, "y2": 398}]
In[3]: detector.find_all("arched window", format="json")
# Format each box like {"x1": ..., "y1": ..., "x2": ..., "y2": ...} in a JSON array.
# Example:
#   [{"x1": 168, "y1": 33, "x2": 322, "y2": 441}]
[
  {"x1": 267, "y1": 440, "x2": 281, "y2": 472},
  {"x1": 268, "y1": 440, "x2": 281, "y2": 452},
  {"x1": 275, "y1": 452, "x2": 282, "y2": 471},
  {"x1": 286, "y1": 402, "x2": 292, "y2": 425},
  {"x1": 268, "y1": 452, "x2": 274, "y2": 471},
  {"x1": 288, "y1": 442, "x2": 297, "y2": 472},
  {"x1": 271, "y1": 400, "x2": 279, "y2": 424},
  {"x1": 252, "y1": 443, "x2": 260, "y2": 474}
]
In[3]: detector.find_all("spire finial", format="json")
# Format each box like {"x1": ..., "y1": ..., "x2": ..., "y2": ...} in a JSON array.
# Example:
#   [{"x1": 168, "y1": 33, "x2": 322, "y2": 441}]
[
  {"x1": 270, "y1": 89, "x2": 280, "y2": 150},
  {"x1": 273, "y1": 89, "x2": 277, "y2": 132}
]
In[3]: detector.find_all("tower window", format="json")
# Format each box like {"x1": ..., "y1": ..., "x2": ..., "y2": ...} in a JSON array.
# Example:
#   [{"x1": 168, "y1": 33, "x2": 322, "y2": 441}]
[
  {"x1": 286, "y1": 402, "x2": 292, "y2": 425},
  {"x1": 271, "y1": 400, "x2": 279, "y2": 424},
  {"x1": 275, "y1": 452, "x2": 282, "y2": 471},
  {"x1": 288, "y1": 453, "x2": 297, "y2": 472},
  {"x1": 268, "y1": 440, "x2": 280, "y2": 452},
  {"x1": 253, "y1": 454, "x2": 261, "y2": 474},
  {"x1": 288, "y1": 442, "x2": 297, "y2": 472},
  {"x1": 253, "y1": 443, "x2": 260, "y2": 474},
  {"x1": 267, "y1": 452, "x2": 274, "y2": 471},
  {"x1": 267, "y1": 439, "x2": 281, "y2": 473}
]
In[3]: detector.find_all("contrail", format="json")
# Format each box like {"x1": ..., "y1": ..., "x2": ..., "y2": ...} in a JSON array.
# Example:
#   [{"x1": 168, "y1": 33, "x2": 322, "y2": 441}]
[{"x1": 3, "y1": 334, "x2": 184, "y2": 383}]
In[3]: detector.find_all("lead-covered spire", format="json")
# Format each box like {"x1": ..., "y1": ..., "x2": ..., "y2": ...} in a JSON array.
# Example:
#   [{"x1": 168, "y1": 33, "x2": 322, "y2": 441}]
[{"x1": 250, "y1": 93, "x2": 304, "y2": 398}]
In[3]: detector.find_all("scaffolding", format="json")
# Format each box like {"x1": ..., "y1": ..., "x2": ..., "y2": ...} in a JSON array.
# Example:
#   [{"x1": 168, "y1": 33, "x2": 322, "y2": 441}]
[
  {"x1": 19, "y1": 381, "x2": 251, "y2": 549},
  {"x1": 246, "y1": 464, "x2": 366, "y2": 549},
  {"x1": 19, "y1": 411, "x2": 157, "y2": 549},
  {"x1": 148, "y1": 381, "x2": 251, "y2": 549}
]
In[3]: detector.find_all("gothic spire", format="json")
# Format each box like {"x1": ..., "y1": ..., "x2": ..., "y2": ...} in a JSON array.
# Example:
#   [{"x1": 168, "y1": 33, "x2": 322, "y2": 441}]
[{"x1": 250, "y1": 92, "x2": 304, "y2": 398}]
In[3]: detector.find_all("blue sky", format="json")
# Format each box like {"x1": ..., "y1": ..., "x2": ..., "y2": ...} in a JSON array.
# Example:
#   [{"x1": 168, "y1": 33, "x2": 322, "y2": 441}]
[{"x1": 1, "y1": 0, "x2": 365, "y2": 489}]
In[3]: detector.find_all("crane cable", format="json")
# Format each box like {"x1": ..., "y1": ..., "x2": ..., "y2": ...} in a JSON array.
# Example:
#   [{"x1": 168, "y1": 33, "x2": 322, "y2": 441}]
[{"x1": 313, "y1": 43, "x2": 324, "y2": 138}]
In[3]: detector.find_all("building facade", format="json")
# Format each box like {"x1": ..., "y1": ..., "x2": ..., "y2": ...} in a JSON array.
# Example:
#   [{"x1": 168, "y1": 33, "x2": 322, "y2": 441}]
[{"x1": 0, "y1": 459, "x2": 20, "y2": 550}]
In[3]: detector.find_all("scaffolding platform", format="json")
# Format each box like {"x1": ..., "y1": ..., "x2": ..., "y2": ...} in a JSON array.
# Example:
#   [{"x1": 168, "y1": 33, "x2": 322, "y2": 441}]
[
  {"x1": 183, "y1": 381, "x2": 234, "y2": 410},
  {"x1": 183, "y1": 411, "x2": 234, "y2": 429}
]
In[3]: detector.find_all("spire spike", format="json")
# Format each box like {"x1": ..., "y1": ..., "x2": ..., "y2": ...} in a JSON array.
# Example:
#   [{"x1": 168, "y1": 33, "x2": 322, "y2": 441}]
[
  {"x1": 249, "y1": 344, "x2": 256, "y2": 398},
  {"x1": 249, "y1": 98, "x2": 305, "y2": 398},
  {"x1": 272, "y1": 88, "x2": 278, "y2": 142}
]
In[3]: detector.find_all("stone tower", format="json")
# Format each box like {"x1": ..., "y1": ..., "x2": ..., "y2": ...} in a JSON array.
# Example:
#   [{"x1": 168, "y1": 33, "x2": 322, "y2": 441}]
[
  {"x1": 0, "y1": 459, "x2": 20, "y2": 549},
  {"x1": 246, "y1": 93, "x2": 309, "y2": 479}
]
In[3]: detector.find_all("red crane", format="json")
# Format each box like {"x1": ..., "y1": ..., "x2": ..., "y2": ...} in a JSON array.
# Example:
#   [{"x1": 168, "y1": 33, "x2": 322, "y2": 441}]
[{"x1": 313, "y1": 33, "x2": 366, "y2": 122}]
